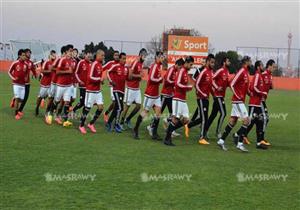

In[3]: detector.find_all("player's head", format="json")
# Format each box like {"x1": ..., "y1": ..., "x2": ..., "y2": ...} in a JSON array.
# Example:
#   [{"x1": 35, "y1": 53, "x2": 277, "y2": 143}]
[
  {"x1": 139, "y1": 48, "x2": 147, "y2": 62},
  {"x1": 255, "y1": 60, "x2": 264, "y2": 71},
  {"x1": 18, "y1": 49, "x2": 26, "y2": 61},
  {"x1": 206, "y1": 54, "x2": 215, "y2": 69},
  {"x1": 266, "y1": 59, "x2": 276, "y2": 72},
  {"x1": 72, "y1": 48, "x2": 78, "y2": 58},
  {"x1": 113, "y1": 50, "x2": 120, "y2": 62},
  {"x1": 184, "y1": 56, "x2": 194, "y2": 70},
  {"x1": 65, "y1": 44, "x2": 73, "y2": 57},
  {"x1": 95, "y1": 50, "x2": 105, "y2": 62},
  {"x1": 24, "y1": 48, "x2": 31, "y2": 59},
  {"x1": 50, "y1": 50, "x2": 56, "y2": 60},
  {"x1": 155, "y1": 51, "x2": 164, "y2": 63},
  {"x1": 119, "y1": 52, "x2": 126, "y2": 65},
  {"x1": 222, "y1": 57, "x2": 231, "y2": 68},
  {"x1": 60, "y1": 46, "x2": 66, "y2": 55},
  {"x1": 241, "y1": 56, "x2": 251, "y2": 68},
  {"x1": 84, "y1": 50, "x2": 92, "y2": 61},
  {"x1": 175, "y1": 58, "x2": 184, "y2": 69}
]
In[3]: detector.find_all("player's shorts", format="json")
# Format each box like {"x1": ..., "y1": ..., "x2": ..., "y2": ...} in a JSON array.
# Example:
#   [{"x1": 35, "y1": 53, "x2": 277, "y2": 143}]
[
  {"x1": 38, "y1": 86, "x2": 50, "y2": 98},
  {"x1": 172, "y1": 99, "x2": 189, "y2": 119},
  {"x1": 124, "y1": 88, "x2": 141, "y2": 106},
  {"x1": 48, "y1": 83, "x2": 57, "y2": 98},
  {"x1": 110, "y1": 86, "x2": 115, "y2": 101},
  {"x1": 13, "y1": 84, "x2": 25, "y2": 100},
  {"x1": 71, "y1": 85, "x2": 77, "y2": 99},
  {"x1": 55, "y1": 85, "x2": 73, "y2": 102},
  {"x1": 143, "y1": 95, "x2": 161, "y2": 111},
  {"x1": 231, "y1": 103, "x2": 248, "y2": 119},
  {"x1": 85, "y1": 91, "x2": 104, "y2": 108}
]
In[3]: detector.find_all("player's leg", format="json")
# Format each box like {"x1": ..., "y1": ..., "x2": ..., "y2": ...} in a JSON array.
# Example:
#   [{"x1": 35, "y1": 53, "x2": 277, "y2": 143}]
[
  {"x1": 206, "y1": 97, "x2": 219, "y2": 136},
  {"x1": 133, "y1": 96, "x2": 151, "y2": 139},
  {"x1": 261, "y1": 101, "x2": 271, "y2": 145},
  {"x1": 124, "y1": 89, "x2": 141, "y2": 129},
  {"x1": 87, "y1": 92, "x2": 104, "y2": 133},
  {"x1": 198, "y1": 99, "x2": 210, "y2": 145},
  {"x1": 79, "y1": 91, "x2": 91, "y2": 134},
  {"x1": 190, "y1": 107, "x2": 199, "y2": 122},
  {"x1": 107, "y1": 92, "x2": 121, "y2": 132},
  {"x1": 73, "y1": 88, "x2": 85, "y2": 113},
  {"x1": 120, "y1": 88, "x2": 130, "y2": 128},
  {"x1": 235, "y1": 103, "x2": 250, "y2": 152},
  {"x1": 62, "y1": 86, "x2": 73, "y2": 127},
  {"x1": 19, "y1": 84, "x2": 30, "y2": 112},
  {"x1": 215, "y1": 97, "x2": 227, "y2": 138},
  {"x1": 115, "y1": 92, "x2": 124, "y2": 127},
  {"x1": 13, "y1": 85, "x2": 25, "y2": 119},
  {"x1": 104, "y1": 87, "x2": 115, "y2": 122},
  {"x1": 185, "y1": 99, "x2": 202, "y2": 137},
  {"x1": 241, "y1": 106, "x2": 255, "y2": 144},
  {"x1": 151, "y1": 98, "x2": 162, "y2": 140}
]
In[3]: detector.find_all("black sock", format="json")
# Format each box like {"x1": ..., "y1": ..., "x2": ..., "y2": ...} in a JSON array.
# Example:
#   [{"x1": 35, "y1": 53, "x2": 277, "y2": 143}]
[
  {"x1": 49, "y1": 101, "x2": 58, "y2": 115},
  {"x1": 152, "y1": 116, "x2": 160, "y2": 136},
  {"x1": 221, "y1": 123, "x2": 234, "y2": 140},
  {"x1": 90, "y1": 109, "x2": 102, "y2": 125},
  {"x1": 174, "y1": 121, "x2": 183, "y2": 130},
  {"x1": 63, "y1": 105, "x2": 70, "y2": 121},
  {"x1": 165, "y1": 122, "x2": 175, "y2": 141},
  {"x1": 120, "y1": 117, "x2": 125, "y2": 124},
  {"x1": 80, "y1": 107, "x2": 90, "y2": 127},
  {"x1": 126, "y1": 106, "x2": 140, "y2": 122},
  {"x1": 237, "y1": 125, "x2": 248, "y2": 143},
  {"x1": 134, "y1": 115, "x2": 143, "y2": 131}
]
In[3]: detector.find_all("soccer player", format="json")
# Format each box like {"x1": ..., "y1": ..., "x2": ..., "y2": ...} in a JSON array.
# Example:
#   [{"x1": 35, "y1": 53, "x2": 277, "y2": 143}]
[
  {"x1": 35, "y1": 50, "x2": 56, "y2": 116},
  {"x1": 217, "y1": 56, "x2": 251, "y2": 152},
  {"x1": 133, "y1": 51, "x2": 164, "y2": 140},
  {"x1": 45, "y1": 46, "x2": 66, "y2": 124},
  {"x1": 242, "y1": 59, "x2": 275, "y2": 146},
  {"x1": 106, "y1": 52, "x2": 129, "y2": 132},
  {"x1": 205, "y1": 57, "x2": 230, "y2": 138},
  {"x1": 8, "y1": 49, "x2": 28, "y2": 120},
  {"x1": 103, "y1": 50, "x2": 120, "y2": 122},
  {"x1": 185, "y1": 55, "x2": 214, "y2": 145},
  {"x1": 246, "y1": 60, "x2": 269, "y2": 149},
  {"x1": 161, "y1": 58, "x2": 184, "y2": 137},
  {"x1": 72, "y1": 51, "x2": 92, "y2": 113},
  {"x1": 164, "y1": 56, "x2": 194, "y2": 146},
  {"x1": 120, "y1": 48, "x2": 147, "y2": 129},
  {"x1": 17, "y1": 48, "x2": 37, "y2": 113},
  {"x1": 79, "y1": 50, "x2": 105, "y2": 134},
  {"x1": 46, "y1": 44, "x2": 74, "y2": 127},
  {"x1": 70, "y1": 48, "x2": 80, "y2": 106}
]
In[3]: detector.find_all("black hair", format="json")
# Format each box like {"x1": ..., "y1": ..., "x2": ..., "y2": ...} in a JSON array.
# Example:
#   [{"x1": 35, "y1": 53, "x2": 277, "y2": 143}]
[
  {"x1": 255, "y1": 60, "x2": 262, "y2": 70},
  {"x1": 119, "y1": 52, "x2": 126, "y2": 58},
  {"x1": 24, "y1": 48, "x2": 31, "y2": 53},
  {"x1": 65, "y1": 44, "x2": 73, "y2": 52},
  {"x1": 175, "y1": 58, "x2": 185, "y2": 66},
  {"x1": 18, "y1": 49, "x2": 25, "y2": 57},
  {"x1": 266, "y1": 59, "x2": 275, "y2": 68},
  {"x1": 113, "y1": 50, "x2": 119, "y2": 54},
  {"x1": 185, "y1": 56, "x2": 194, "y2": 63},
  {"x1": 241, "y1": 56, "x2": 251, "y2": 64},
  {"x1": 206, "y1": 54, "x2": 215, "y2": 62},
  {"x1": 222, "y1": 57, "x2": 229, "y2": 65},
  {"x1": 139, "y1": 48, "x2": 147, "y2": 56},
  {"x1": 155, "y1": 51, "x2": 163, "y2": 57},
  {"x1": 73, "y1": 48, "x2": 78, "y2": 53},
  {"x1": 50, "y1": 50, "x2": 56, "y2": 54},
  {"x1": 61, "y1": 46, "x2": 66, "y2": 54}
]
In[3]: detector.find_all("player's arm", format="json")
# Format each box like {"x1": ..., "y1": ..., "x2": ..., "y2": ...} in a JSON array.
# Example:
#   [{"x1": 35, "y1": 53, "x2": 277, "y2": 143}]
[
  {"x1": 56, "y1": 59, "x2": 72, "y2": 75},
  {"x1": 150, "y1": 65, "x2": 163, "y2": 83},
  {"x1": 8, "y1": 62, "x2": 16, "y2": 80},
  {"x1": 75, "y1": 61, "x2": 84, "y2": 85},
  {"x1": 195, "y1": 70, "x2": 207, "y2": 97},
  {"x1": 31, "y1": 62, "x2": 38, "y2": 78},
  {"x1": 40, "y1": 61, "x2": 51, "y2": 74},
  {"x1": 89, "y1": 62, "x2": 101, "y2": 82},
  {"x1": 107, "y1": 64, "x2": 116, "y2": 85},
  {"x1": 177, "y1": 69, "x2": 193, "y2": 91},
  {"x1": 253, "y1": 74, "x2": 267, "y2": 96},
  {"x1": 212, "y1": 68, "x2": 222, "y2": 91},
  {"x1": 166, "y1": 67, "x2": 175, "y2": 84},
  {"x1": 230, "y1": 70, "x2": 243, "y2": 100}
]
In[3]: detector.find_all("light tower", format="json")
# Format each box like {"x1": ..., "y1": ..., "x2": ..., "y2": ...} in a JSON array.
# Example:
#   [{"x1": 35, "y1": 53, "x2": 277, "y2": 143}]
[{"x1": 287, "y1": 32, "x2": 292, "y2": 76}]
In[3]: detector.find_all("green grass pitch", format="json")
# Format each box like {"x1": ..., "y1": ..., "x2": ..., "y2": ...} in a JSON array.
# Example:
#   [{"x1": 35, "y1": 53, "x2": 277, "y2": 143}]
[{"x1": 0, "y1": 73, "x2": 299, "y2": 209}]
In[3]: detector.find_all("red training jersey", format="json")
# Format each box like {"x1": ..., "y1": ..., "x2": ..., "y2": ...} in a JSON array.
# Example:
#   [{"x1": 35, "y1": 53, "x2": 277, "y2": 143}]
[
  {"x1": 161, "y1": 65, "x2": 177, "y2": 97},
  {"x1": 75, "y1": 59, "x2": 90, "y2": 88},
  {"x1": 86, "y1": 60, "x2": 103, "y2": 92},
  {"x1": 51, "y1": 57, "x2": 61, "y2": 84},
  {"x1": 195, "y1": 67, "x2": 213, "y2": 99},
  {"x1": 56, "y1": 57, "x2": 73, "y2": 87},
  {"x1": 212, "y1": 67, "x2": 229, "y2": 97},
  {"x1": 40, "y1": 60, "x2": 53, "y2": 87},
  {"x1": 126, "y1": 59, "x2": 143, "y2": 90},
  {"x1": 173, "y1": 67, "x2": 193, "y2": 101},
  {"x1": 230, "y1": 67, "x2": 249, "y2": 103},
  {"x1": 107, "y1": 63, "x2": 129, "y2": 94},
  {"x1": 144, "y1": 62, "x2": 163, "y2": 98},
  {"x1": 24, "y1": 59, "x2": 37, "y2": 85},
  {"x1": 261, "y1": 69, "x2": 273, "y2": 101},
  {"x1": 103, "y1": 60, "x2": 118, "y2": 86},
  {"x1": 249, "y1": 70, "x2": 267, "y2": 106},
  {"x1": 8, "y1": 60, "x2": 28, "y2": 86}
]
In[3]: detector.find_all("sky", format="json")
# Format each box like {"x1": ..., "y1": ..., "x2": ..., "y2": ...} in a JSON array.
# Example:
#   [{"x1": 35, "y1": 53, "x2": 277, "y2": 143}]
[{"x1": 1, "y1": 0, "x2": 299, "y2": 54}]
